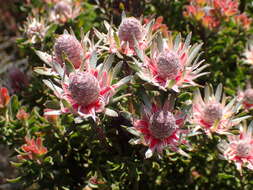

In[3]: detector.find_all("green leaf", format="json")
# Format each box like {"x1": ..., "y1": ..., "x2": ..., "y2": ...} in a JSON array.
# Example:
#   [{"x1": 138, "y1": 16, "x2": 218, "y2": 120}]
[
  {"x1": 89, "y1": 51, "x2": 98, "y2": 69},
  {"x1": 104, "y1": 108, "x2": 118, "y2": 117},
  {"x1": 113, "y1": 32, "x2": 121, "y2": 49},
  {"x1": 157, "y1": 32, "x2": 164, "y2": 52},
  {"x1": 34, "y1": 67, "x2": 53, "y2": 76},
  {"x1": 218, "y1": 173, "x2": 235, "y2": 179},
  {"x1": 43, "y1": 79, "x2": 63, "y2": 97},
  {"x1": 8, "y1": 95, "x2": 19, "y2": 118},
  {"x1": 123, "y1": 126, "x2": 140, "y2": 137},
  {"x1": 44, "y1": 100, "x2": 61, "y2": 109},
  {"x1": 10, "y1": 161, "x2": 23, "y2": 167},
  {"x1": 35, "y1": 50, "x2": 52, "y2": 67},
  {"x1": 62, "y1": 187, "x2": 70, "y2": 190},
  {"x1": 7, "y1": 176, "x2": 22, "y2": 183},
  {"x1": 64, "y1": 54, "x2": 75, "y2": 74},
  {"x1": 44, "y1": 156, "x2": 54, "y2": 165}
]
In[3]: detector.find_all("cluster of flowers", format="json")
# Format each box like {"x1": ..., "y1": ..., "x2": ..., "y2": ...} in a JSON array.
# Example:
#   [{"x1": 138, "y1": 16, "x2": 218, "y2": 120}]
[
  {"x1": 184, "y1": 0, "x2": 251, "y2": 30},
  {"x1": 12, "y1": 12, "x2": 253, "y2": 175},
  {"x1": 23, "y1": 0, "x2": 81, "y2": 43}
]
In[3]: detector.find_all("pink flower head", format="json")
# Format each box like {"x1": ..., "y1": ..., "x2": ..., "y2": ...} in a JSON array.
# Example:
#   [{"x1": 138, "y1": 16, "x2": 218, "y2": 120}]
[
  {"x1": 191, "y1": 84, "x2": 248, "y2": 137},
  {"x1": 118, "y1": 17, "x2": 143, "y2": 49},
  {"x1": 54, "y1": 33, "x2": 84, "y2": 68},
  {"x1": 50, "y1": 0, "x2": 81, "y2": 24},
  {"x1": 94, "y1": 16, "x2": 153, "y2": 56},
  {"x1": 43, "y1": 54, "x2": 132, "y2": 120},
  {"x1": 128, "y1": 97, "x2": 189, "y2": 158},
  {"x1": 137, "y1": 33, "x2": 208, "y2": 92},
  {"x1": 35, "y1": 30, "x2": 95, "y2": 76},
  {"x1": 218, "y1": 123, "x2": 253, "y2": 174},
  {"x1": 18, "y1": 136, "x2": 48, "y2": 162},
  {"x1": 23, "y1": 15, "x2": 49, "y2": 44}
]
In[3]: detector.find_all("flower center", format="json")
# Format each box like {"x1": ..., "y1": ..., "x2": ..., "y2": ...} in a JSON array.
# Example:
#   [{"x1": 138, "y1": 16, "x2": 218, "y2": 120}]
[
  {"x1": 202, "y1": 103, "x2": 223, "y2": 124},
  {"x1": 118, "y1": 17, "x2": 142, "y2": 48},
  {"x1": 244, "y1": 89, "x2": 253, "y2": 104},
  {"x1": 156, "y1": 50, "x2": 180, "y2": 80},
  {"x1": 149, "y1": 111, "x2": 177, "y2": 140},
  {"x1": 236, "y1": 143, "x2": 251, "y2": 157},
  {"x1": 68, "y1": 72, "x2": 100, "y2": 106},
  {"x1": 54, "y1": 34, "x2": 83, "y2": 68}
]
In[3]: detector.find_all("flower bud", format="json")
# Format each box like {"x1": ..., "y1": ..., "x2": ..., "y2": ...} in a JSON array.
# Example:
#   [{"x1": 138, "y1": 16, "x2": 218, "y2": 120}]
[
  {"x1": 54, "y1": 34, "x2": 83, "y2": 68},
  {"x1": 68, "y1": 72, "x2": 100, "y2": 106},
  {"x1": 149, "y1": 111, "x2": 177, "y2": 139},
  {"x1": 156, "y1": 50, "x2": 180, "y2": 79},
  {"x1": 54, "y1": 1, "x2": 72, "y2": 17},
  {"x1": 118, "y1": 17, "x2": 142, "y2": 48}
]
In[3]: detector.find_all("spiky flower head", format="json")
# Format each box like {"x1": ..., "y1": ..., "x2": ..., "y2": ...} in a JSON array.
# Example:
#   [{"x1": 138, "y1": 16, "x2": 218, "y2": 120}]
[
  {"x1": 218, "y1": 123, "x2": 253, "y2": 175},
  {"x1": 50, "y1": 0, "x2": 81, "y2": 23},
  {"x1": 23, "y1": 16, "x2": 49, "y2": 44},
  {"x1": 35, "y1": 30, "x2": 95, "y2": 77},
  {"x1": 118, "y1": 17, "x2": 143, "y2": 48},
  {"x1": 94, "y1": 16, "x2": 153, "y2": 56},
  {"x1": 54, "y1": 1, "x2": 72, "y2": 16},
  {"x1": 54, "y1": 34, "x2": 83, "y2": 68},
  {"x1": 191, "y1": 84, "x2": 248, "y2": 137},
  {"x1": 43, "y1": 54, "x2": 132, "y2": 120},
  {"x1": 127, "y1": 97, "x2": 189, "y2": 158},
  {"x1": 137, "y1": 33, "x2": 208, "y2": 92},
  {"x1": 68, "y1": 72, "x2": 100, "y2": 106},
  {"x1": 156, "y1": 50, "x2": 180, "y2": 79}
]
